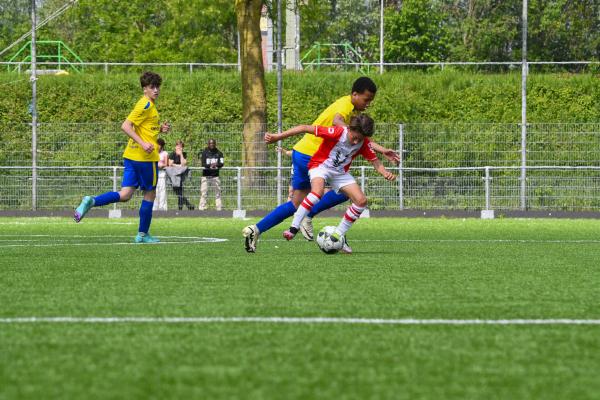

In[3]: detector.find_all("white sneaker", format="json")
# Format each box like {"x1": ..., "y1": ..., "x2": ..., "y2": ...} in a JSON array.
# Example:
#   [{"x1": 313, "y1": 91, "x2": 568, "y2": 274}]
[
  {"x1": 300, "y1": 217, "x2": 314, "y2": 241},
  {"x1": 242, "y1": 225, "x2": 260, "y2": 253},
  {"x1": 340, "y1": 236, "x2": 352, "y2": 254}
]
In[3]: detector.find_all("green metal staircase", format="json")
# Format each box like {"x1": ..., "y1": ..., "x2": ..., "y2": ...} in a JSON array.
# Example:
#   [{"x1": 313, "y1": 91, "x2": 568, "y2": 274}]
[
  {"x1": 7, "y1": 40, "x2": 84, "y2": 73},
  {"x1": 300, "y1": 42, "x2": 369, "y2": 74}
]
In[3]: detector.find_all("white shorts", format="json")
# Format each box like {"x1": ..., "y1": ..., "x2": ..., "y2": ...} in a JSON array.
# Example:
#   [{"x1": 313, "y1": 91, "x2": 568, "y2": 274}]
[{"x1": 309, "y1": 166, "x2": 356, "y2": 193}]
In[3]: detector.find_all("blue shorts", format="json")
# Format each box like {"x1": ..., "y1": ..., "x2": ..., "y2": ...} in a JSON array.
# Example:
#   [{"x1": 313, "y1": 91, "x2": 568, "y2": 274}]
[
  {"x1": 291, "y1": 150, "x2": 312, "y2": 190},
  {"x1": 122, "y1": 158, "x2": 158, "y2": 191}
]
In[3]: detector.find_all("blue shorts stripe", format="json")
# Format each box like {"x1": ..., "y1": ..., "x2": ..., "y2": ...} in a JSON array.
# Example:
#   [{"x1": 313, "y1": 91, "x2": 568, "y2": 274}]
[{"x1": 291, "y1": 150, "x2": 312, "y2": 190}]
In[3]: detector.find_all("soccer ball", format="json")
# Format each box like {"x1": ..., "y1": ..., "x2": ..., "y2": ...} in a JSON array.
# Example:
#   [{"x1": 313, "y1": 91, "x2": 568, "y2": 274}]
[{"x1": 316, "y1": 226, "x2": 344, "y2": 254}]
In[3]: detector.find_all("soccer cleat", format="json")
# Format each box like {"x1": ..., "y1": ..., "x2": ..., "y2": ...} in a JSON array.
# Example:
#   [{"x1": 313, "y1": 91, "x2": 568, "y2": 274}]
[
  {"x1": 242, "y1": 225, "x2": 260, "y2": 253},
  {"x1": 283, "y1": 227, "x2": 299, "y2": 241},
  {"x1": 340, "y1": 236, "x2": 352, "y2": 254},
  {"x1": 74, "y1": 196, "x2": 94, "y2": 223},
  {"x1": 134, "y1": 233, "x2": 160, "y2": 243},
  {"x1": 300, "y1": 217, "x2": 314, "y2": 241}
]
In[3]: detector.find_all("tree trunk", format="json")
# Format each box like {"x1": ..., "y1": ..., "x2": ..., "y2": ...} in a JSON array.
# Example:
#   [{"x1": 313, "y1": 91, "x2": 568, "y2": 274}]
[{"x1": 235, "y1": 0, "x2": 268, "y2": 182}]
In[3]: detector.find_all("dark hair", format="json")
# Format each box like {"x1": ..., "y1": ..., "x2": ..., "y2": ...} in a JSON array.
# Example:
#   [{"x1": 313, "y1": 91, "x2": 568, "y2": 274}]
[
  {"x1": 348, "y1": 114, "x2": 374, "y2": 137},
  {"x1": 156, "y1": 138, "x2": 166, "y2": 148},
  {"x1": 352, "y1": 77, "x2": 377, "y2": 94},
  {"x1": 140, "y1": 71, "x2": 162, "y2": 88}
]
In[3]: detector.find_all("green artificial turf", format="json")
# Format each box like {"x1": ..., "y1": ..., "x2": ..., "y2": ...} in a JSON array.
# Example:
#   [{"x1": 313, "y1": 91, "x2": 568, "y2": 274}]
[{"x1": 1, "y1": 217, "x2": 599, "y2": 399}]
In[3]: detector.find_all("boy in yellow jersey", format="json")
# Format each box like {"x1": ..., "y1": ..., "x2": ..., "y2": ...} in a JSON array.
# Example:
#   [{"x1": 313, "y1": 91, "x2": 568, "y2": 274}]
[
  {"x1": 74, "y1": 71, "x2": 171, "y2": 243},
  {"x1": 243, "y1": 77, "x2": 400, "y2": 253}
]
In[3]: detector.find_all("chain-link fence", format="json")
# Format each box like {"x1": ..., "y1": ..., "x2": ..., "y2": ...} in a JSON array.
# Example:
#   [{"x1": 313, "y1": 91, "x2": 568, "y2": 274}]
[
  {"x1": 3, "y1": 122, "x2": 600, "y2": 212},
  {"x1": 2, "y1": 165, "x2": 600, "y2": 212},
  {"x1": 4, "y1": 122, "x2": 600, "y2": 167}
]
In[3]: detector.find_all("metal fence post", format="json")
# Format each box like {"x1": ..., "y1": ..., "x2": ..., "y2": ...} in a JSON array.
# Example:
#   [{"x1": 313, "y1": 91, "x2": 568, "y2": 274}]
[
  {"x1": 360, "y1": 166, "x2": 366, "y2": 192},
  {"x1": 108, "y1": 166, "x2": 122, "y2": 218},
  {"x1": 481, "y1": 166, "x2": 494, "y2": 219},
  {"x1": 359, "y1": 165, "x2": 370, "y2": 218},
  {"x1": 112, "y1": 166, "x2": 117, "y2": 210},
  {"x1": 233, "y1": 167, "x2": 246, "y2": 218},
  {"x1": 398, "y1": 123, "x2": 404, "y2": 210}
]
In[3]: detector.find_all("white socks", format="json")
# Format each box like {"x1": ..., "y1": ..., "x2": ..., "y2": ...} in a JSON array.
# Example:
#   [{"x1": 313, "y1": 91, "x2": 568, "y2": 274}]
[{"x1": 336, "y1": 203, "x2": 365, "y2": 235}]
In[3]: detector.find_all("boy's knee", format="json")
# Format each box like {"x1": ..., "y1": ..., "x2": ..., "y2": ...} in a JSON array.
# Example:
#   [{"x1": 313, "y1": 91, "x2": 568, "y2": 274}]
[{"x1": 355, "y1": 196, "x2": 368, "y2": 208}]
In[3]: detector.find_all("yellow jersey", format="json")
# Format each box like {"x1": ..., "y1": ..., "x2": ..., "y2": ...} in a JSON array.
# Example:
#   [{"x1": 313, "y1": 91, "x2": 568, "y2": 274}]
[
  {"x1": 122, "y1": 96, "x2": 160, "y2": 162},
  {"x1": 292, "y1": 95, "x2": 358, "y2": 156}
]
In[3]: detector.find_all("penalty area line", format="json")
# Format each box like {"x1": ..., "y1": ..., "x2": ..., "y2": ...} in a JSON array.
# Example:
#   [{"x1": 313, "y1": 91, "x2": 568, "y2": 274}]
[{"x1": 0, "y1": 317, "x2": 599, "y2": 325}]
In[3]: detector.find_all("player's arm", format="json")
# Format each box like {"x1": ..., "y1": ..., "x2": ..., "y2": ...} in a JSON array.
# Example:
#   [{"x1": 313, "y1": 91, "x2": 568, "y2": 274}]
[
  {"x1": 121, "y1": 119, "x2": 154, "y2": 154},
  {"x1": 264, "y1": 125, "x2": 315, "y2": 144},
  {"x1": 333, "y1": 113, "x2": 347, "y2": 127},
  {"x1": 368, "y1": 141, "x2": 401, "y2": 165},
  {"x1": 369, "y1": 158, "x2": 396, "y2": 181}
]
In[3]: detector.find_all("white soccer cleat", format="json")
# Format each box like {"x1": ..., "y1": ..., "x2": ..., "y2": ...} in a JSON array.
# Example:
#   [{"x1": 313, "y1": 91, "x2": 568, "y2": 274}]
[
  {"x1": 340, "y1": 236, "x2": 352, "y2": 254},
  {"x1": 300, "y1": 217, "x2": 314, "y2": 241},
  {"x1": 242, "y1": 225, "x2": 260, "y2": 253}
]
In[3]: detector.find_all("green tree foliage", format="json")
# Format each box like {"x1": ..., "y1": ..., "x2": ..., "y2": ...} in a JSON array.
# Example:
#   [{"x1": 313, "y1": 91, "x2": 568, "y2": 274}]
[
  {"x1": 1, "y1": 0, "x2": 599, "y2": 64},
  {"x1": 528, "y1": 0, "x2": 600, "y2": 61},
  {"x1": 29, "y1": 0, "x2": 237, "y2": 62},
  {"x1": 383, "y1": 0, "x2": 451, "y2": 62},
  {"x1": 299, "y1": 0, "x2": 380, "y2": 59},
  {"x1": 0, "y1": 0, "x2": 31, "y2": 53}
]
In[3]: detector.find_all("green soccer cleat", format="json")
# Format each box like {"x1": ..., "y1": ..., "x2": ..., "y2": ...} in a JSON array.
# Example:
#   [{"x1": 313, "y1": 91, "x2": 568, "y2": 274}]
[
  {"x1": 74, "y1": 196, "x2": 94, "y2": 223},
  {"x1": 134, "y1": 233, "x2": 160, "y2": 243}
]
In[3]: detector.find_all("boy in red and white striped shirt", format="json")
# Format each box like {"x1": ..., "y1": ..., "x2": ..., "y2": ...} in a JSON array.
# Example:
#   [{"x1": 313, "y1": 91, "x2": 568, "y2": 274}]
[{"x1": 264, "y1": 114, "x2": 396, "y2": 252}]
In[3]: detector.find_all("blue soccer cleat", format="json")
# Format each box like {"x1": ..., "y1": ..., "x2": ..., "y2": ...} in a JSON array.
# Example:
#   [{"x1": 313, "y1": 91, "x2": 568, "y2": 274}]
[
  {"x1": 74, "y1": 196, "x2": 94, "y2": 223},
  {"x1": 134, "y1": 233, "x2": 160, "y2": 243}
]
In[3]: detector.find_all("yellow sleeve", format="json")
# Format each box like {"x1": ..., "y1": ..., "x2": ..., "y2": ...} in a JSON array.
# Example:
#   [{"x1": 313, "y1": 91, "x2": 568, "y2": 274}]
[
  {"x1": 126, "y1": 97, "x2": 152, "y2": 127},
  {"x1": 312, "y1": 96, "x2": 355, "y2": 126}
]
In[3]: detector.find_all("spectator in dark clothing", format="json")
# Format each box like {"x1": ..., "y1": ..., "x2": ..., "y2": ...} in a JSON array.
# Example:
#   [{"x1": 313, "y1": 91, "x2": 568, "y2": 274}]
[
  {"x1": 169, "y1": 139, "x2": 194, "y2": 210},
  {"x1": 198, "y1": 138, "x2": 224, "y2": 211}
]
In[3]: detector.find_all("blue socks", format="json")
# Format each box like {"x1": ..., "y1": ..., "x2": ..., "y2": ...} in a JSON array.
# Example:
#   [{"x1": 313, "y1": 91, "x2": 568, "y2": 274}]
[
  {"x1": 307, "y1": 191, "x2": 348, "y2": 218},
  {"x1": 255, "y1": 191, "x2": 349, "y2": 234},
  {"x1": 93, "y1": 192, "x2": 120, "y2": 207},
  {"x1": 256, "y1": 201, "x2": 297, "y2": 233},
  {"x1": 138, "y1": 200, "x2": 154, "y2": 234}
]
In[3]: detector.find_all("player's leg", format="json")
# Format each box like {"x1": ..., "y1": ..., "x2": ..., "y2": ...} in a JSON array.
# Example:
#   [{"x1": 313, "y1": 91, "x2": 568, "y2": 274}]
[
  {"x1": 333, "y1": 182, "x2": 367, "y2": 254},
  {"x1": 243, "y1": 151, "x2": 311, "y2": 252},
  {"x1": 284, "y1": 174, "x2": 326, "y2": 241},
  {"x1": 302, "y1": 190, "x2": 349, "y2": 236},
  {"x1": 134, "y1": 161, "x2": 160, "y2": 243},
  {"x1": 74, "y1": 159, "x2": 135, "y2": 222}
]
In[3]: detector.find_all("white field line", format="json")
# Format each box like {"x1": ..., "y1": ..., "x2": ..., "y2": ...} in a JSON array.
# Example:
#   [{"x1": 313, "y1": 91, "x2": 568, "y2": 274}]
[
  {"x1": 0, "y1": 317, "x2": 599, "y2": 325},
  {"x1": 259, "y1": 238, "x2": 600, "y2": 244},
  {"x1": 0, "y1": 235, "x2": 227, "y2": 247}
]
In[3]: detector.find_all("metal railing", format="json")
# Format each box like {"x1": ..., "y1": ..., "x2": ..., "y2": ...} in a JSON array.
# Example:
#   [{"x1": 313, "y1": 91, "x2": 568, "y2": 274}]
[
  {"x1": 2, "y1": 165, "x2": 600, "y2": 213},
  {"x1": 3, "y1": 122, "x2": 600, "y2": 212}
]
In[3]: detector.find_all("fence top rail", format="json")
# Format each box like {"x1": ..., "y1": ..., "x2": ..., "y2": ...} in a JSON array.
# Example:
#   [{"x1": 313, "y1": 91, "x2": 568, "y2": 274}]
[
  {"x1": 4, "y1": 165, "x2": 600, "y2": 172},
  {"x1": 0, "y1": 61, "x2": 238, "y2": 67},
  {"x1": 1, "y1": 61, "x2": 598, "y2": 67}
]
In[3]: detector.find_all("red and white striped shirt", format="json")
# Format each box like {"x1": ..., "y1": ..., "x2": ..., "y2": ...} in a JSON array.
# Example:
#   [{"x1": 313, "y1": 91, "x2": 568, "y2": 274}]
[{"x1": 308, "y1": 125, "x2": 377, "y2": 172}]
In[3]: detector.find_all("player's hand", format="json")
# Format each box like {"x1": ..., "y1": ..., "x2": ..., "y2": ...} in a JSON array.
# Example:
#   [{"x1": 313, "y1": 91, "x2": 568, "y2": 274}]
[
  {"x1": 142, "y1": 142, "x2": 154, "y2": 153},
  {"x1": 383, "y1": 170, "x2": 396, "y2": 181},
  {"x1": 160, "y1": 121, "x2": 171, "y2": 133},
  {"x1": 264, "y1": 132, "x2": 280, "y2": 144},
  {"x1": 383, "y1": 149, "x2": 401, "y2": 165}
]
